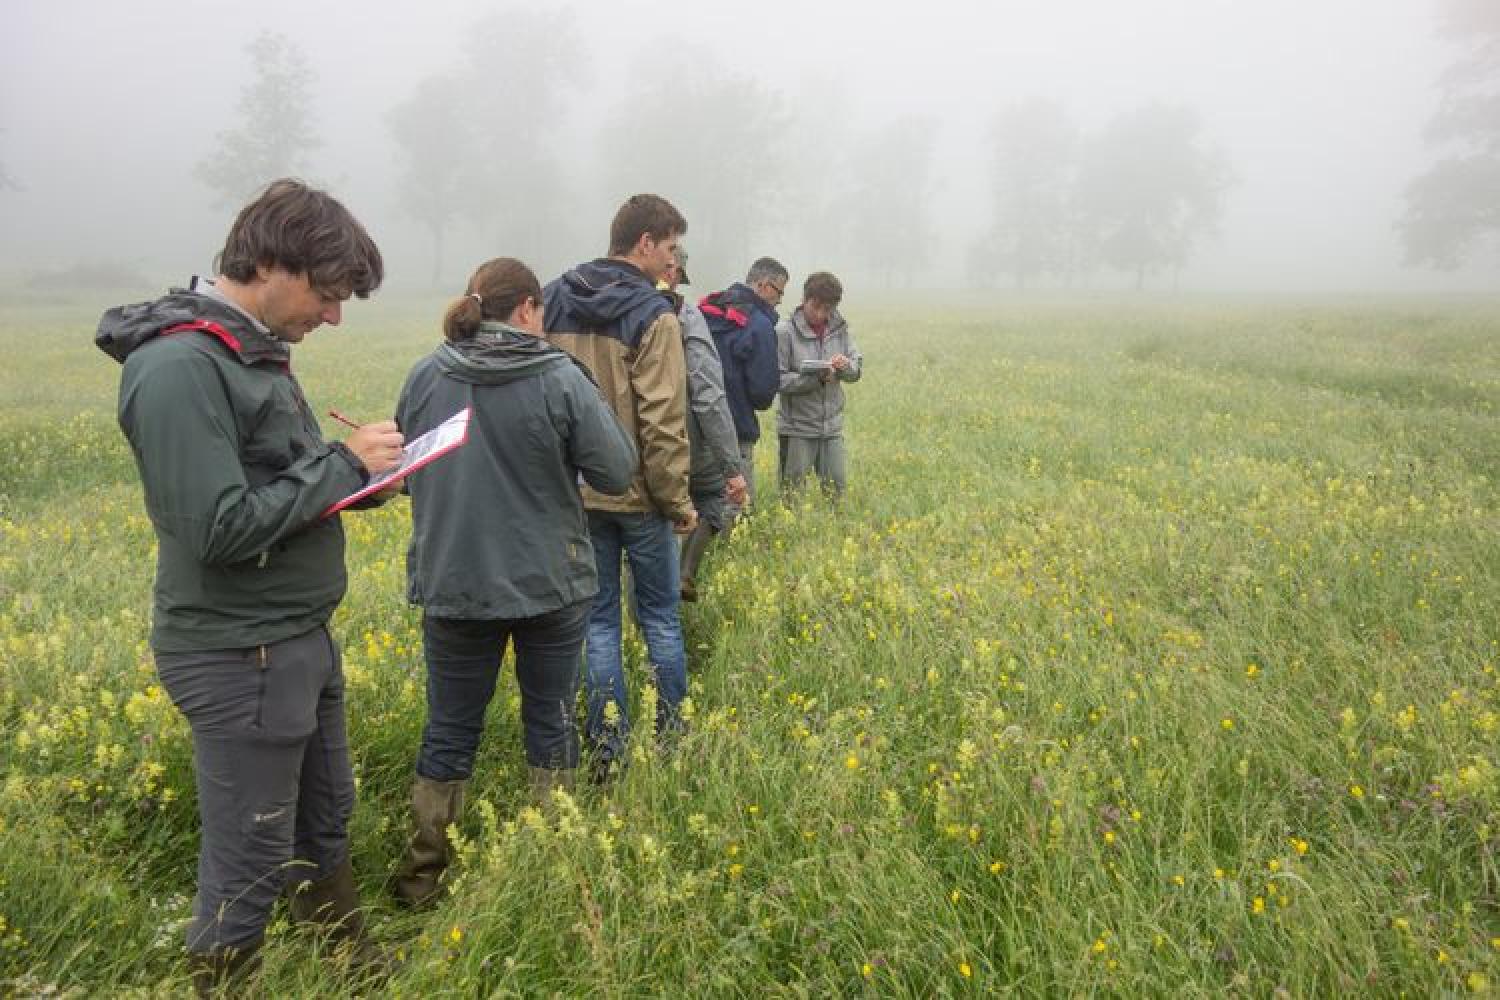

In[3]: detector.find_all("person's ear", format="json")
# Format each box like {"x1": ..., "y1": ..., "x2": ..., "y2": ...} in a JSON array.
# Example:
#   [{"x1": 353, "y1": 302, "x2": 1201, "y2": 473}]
[{"x1": 518, "y1": 296, "x2": 544, "y2": 332}]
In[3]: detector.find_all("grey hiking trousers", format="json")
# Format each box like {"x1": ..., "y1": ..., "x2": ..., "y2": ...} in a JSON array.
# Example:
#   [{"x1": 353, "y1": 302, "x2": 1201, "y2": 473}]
[
  {"x1": 779, "y1": 434, "x2": 847, "y2": 496},
  {"x1": 155, "y1": 625, "x2": 354, "y2": 955}
]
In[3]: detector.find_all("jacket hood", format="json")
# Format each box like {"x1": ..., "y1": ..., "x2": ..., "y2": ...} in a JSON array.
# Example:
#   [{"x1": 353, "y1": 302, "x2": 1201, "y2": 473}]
[
  {"x1": 544, "y1": 258, "x2": 673, "y2": 336},
  {"x1": 435, "y1": 322, "x2": 575, "y2": 385},
  {"x1": 790, "y1": 305, "x2": 847, "y2": 340},
  {"x1": 95, "y1": 289, "x2": 290, "y2": 367}
]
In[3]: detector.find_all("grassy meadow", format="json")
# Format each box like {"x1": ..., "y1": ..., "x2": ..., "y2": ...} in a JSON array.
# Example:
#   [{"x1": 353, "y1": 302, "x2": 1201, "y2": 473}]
[{"x1": 1, "y1": 291, "x2": 1498, "y2": 996}]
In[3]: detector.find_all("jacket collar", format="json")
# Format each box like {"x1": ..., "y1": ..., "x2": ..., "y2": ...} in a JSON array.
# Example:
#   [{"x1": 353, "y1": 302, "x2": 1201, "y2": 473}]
[
  {"x1": 729, "y1": 282, "x2": 780, "y2": 325},
  {"x1": 790, "y1": 305, "x2": 845, "y2": 340}
]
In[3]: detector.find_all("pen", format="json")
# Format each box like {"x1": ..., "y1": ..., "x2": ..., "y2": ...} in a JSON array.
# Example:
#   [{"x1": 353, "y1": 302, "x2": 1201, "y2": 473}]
[{"x1": 328, "y1": 409, "x2": 361, "y2": 430}]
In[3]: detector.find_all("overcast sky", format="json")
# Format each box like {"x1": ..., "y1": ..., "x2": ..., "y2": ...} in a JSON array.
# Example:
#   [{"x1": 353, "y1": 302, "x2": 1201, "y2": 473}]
[{"x1": 1, "y1": 0, "x2": 1493, "y2": 293}]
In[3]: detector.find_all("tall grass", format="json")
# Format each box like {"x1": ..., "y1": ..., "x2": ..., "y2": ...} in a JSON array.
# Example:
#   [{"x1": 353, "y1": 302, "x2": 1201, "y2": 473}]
[{"x1": 2, "y1": 295, "x2": 1497, "y2": 996}]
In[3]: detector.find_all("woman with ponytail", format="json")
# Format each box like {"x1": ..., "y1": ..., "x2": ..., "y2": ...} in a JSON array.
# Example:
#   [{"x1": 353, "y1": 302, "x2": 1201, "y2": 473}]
[{"x1": 391, "y1": 258, "x2": 636, "y2": 906}]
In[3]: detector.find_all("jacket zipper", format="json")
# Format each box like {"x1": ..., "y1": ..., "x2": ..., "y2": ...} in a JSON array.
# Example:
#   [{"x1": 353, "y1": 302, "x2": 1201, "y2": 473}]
[{"x1": 820, "y1": 334, "x2": 831, "y2": 435}]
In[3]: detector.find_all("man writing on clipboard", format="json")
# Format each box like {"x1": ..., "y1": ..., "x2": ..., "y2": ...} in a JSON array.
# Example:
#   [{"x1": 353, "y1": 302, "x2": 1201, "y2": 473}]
[{"x1": 96, "y1": 179, "x2": 402, "y2": 994}]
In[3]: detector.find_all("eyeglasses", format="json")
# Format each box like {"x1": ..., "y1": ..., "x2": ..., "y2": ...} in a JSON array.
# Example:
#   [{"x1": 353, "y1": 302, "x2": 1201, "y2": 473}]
[{"x1": 764, "y1": 281, "x2": 786, "y2": 298}]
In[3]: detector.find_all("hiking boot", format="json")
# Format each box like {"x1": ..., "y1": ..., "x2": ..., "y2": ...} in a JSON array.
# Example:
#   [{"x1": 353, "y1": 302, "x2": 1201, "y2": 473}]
[
  {"x1": 587, "y1": 753, "x2": 620, "y2": 788},
  {"x1": 187, "y1": 938, "x2": 262, "y2": 998},
  {"x1": 529, "y1": 766, "x2": 577, "y2": 810},
  {"x1": 287, "y1": 858, "x2": 393, "y2": 980}
]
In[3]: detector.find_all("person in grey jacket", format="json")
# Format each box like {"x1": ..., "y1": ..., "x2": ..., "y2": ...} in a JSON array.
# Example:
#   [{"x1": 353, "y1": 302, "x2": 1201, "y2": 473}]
[
  {"x1": 666, "y1": 248, "x2": 746, "y2": 602},
  {"x1": 775, "y1": 271, "x2": 862, "y2": 496},
  {"x1": 392, "y1": 257, "x2": 636, "y2": 905}
]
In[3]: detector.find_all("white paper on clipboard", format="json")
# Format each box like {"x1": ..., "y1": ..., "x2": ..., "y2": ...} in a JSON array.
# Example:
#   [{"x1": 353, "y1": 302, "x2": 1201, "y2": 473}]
[{"x1": 322, "y1": 406, "x2": 471, "y2": 517}]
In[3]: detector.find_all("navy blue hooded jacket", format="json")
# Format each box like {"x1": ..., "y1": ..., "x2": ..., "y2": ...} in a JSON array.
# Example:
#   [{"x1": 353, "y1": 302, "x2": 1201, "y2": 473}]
[
  {"x1": 699, "y1": 282, "x2": 779, "y2": 443},
  {"x1": 544, "y1": 258, "x2": 674, "y2": 349}
]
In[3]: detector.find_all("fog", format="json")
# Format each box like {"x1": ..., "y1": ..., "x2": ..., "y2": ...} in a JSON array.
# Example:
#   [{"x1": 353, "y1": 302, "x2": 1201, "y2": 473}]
[{"x1": 1, "y1": 0, "x2": 1495, "y2": 296}]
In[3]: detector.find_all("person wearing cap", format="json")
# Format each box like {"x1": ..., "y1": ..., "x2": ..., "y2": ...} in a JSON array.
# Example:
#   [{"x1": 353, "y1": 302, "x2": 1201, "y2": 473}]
[
  {"x1": 391, "y1": 257, "x2": 636, "y2": 906},
  {"x1": 775, "y1": 271, "x2": 862, "y2": 496},
  {"x1": 95, "y1": 179, "x2": 402, "y2": 994},
  {"x1": 663, "y1": 247, "x2": 746, "y2": 602},
  {"x1": 542, "y1": 193, "x2": 695, "y2": 782}
]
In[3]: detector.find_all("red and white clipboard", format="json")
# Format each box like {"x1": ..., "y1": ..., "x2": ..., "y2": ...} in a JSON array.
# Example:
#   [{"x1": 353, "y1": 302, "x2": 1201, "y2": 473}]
[{"x1": 322, "y1": 406, "x2": 471, "y2": 517}]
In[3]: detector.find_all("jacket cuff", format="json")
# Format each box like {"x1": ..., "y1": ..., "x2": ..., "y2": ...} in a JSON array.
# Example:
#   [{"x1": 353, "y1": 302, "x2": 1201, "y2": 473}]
[{"x1": 329, "y1": 441, "x2": 370, "y2": 483}]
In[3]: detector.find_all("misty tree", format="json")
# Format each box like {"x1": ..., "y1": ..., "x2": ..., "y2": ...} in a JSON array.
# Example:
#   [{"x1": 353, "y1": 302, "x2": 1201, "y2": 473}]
[
  {"x1": 195, "y1": 32, "x2": 319, "y2": 206},
  {"x1": 1075, "y1": 104, "x2": 1230, "y2": 289},
  {"x1": 973, "y1": 98, "x2": 1078, "y2": 289},
  {"x1": 597, "y1": 52, "x2": 787, "y2": 287},
  {"x1": 837, "y1": 115, "x2": 940, "y2": 287},
  {"x1": 387, "y1": 75, "x2": 474, "y2": 288},
  {"x1": 462, "y1": 9, "x2": 588, "y2": 266},
  {"x1": 1399, "y1": 0, "x2": 1500, "y2": 269},
  {"x1": 384, "y1": 8, "x2": 587, "y2": 284}
]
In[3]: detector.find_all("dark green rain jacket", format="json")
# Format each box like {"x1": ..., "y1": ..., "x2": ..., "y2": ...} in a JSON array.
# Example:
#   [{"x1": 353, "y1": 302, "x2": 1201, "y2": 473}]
[
  {"x1": 96, "y1": 288, "x2": 369, "y2": 652},
  {"x1": 397, "y1": 322, "x2": 636, "y2": 620}
]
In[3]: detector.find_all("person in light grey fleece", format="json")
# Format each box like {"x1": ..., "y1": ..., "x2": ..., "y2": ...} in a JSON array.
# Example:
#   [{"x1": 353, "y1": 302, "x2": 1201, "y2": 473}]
[
  {"x1": 666, "y1": 247, "x2": 746, "y2": 601},
  {"x1": 775, "y1": 271, "x2": 862, "y2": 496}
]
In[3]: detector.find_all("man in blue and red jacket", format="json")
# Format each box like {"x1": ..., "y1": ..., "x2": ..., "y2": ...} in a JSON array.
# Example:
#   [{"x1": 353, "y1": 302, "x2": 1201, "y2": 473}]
[{"x1": 698, "y1": 256, "x2": 786, "y2": 515}]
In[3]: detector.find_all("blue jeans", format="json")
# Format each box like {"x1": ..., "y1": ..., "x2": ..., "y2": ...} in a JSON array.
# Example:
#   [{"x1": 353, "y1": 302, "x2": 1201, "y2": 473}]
[
  {"x1": 585, "y1": 510, "x2": 688, "y2": 760},
  {"x1": 417, "y1": 598, "x2": 591, "y2": 779}
]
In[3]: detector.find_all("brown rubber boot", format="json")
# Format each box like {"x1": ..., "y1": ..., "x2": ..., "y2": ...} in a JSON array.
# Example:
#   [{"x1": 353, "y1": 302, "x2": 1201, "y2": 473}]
[
  {"x1": 286, "y1": 858, "x2": 392, "y2": 979},
  {"x1": 187, "y1": 938, "x2": 263, "y2": 998},
  {"x1": 679, "y1": 522, "x2": 715, "y2": 602},
  {"x1": 393, "y1": 775, "x2": 467, "y2": 907},
  {"x1": 529, "y1": 766, "x2": 577, "y2": 811}
]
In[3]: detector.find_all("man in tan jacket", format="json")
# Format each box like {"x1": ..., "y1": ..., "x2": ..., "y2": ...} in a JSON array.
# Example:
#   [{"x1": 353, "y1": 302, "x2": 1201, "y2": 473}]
[{"x1": 543, "y1": 194, "x2": 694, "y2": 780}]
